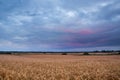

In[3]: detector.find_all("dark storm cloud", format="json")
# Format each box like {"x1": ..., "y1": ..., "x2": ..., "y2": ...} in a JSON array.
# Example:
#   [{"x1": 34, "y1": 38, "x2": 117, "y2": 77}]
[
  {"x1": 0, "y1": 0, "x2": 120, "y2": 51},
  {"x1": 94, "y1": 0, "x2": 120, "y2": 21}
]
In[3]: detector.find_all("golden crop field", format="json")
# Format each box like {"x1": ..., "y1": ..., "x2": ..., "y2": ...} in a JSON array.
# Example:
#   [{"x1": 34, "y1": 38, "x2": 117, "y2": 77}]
[{"x1": 0, "y1": 54, "x2": 120, "y2": 80}]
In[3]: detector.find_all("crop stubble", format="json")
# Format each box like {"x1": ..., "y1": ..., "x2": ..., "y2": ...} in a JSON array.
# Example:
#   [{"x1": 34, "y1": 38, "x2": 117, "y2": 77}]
[{"x1": 0, "y1": 55, "x2": 120, "y2": 80}]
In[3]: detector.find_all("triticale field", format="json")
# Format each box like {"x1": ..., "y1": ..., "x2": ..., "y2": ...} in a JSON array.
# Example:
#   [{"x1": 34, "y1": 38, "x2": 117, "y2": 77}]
[{"x1": 0, "y1": 54, "x2": 120, "y2": 80}]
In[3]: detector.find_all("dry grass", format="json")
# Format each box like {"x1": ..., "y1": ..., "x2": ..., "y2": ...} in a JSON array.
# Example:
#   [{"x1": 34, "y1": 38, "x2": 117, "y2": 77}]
[{"x1": 0, "y1": 54, "x2": 120, "y2": 80}]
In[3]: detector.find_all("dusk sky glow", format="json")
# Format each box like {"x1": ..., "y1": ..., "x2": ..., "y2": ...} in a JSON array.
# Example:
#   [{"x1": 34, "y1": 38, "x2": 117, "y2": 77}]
[{"x1": 0, "y1": 0, "x2": 120, "y2": 51}]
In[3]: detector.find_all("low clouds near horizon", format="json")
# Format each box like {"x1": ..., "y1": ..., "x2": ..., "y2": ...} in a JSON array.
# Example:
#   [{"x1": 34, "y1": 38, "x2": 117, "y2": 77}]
[{"x1": 0, "y1": 0, "x2": 120, "y2": 51}]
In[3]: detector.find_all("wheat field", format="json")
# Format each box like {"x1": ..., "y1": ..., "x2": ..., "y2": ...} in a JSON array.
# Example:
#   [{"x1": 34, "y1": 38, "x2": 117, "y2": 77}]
[{"x1": 0, "y1": 54, "x2": 120, "y2": 80}]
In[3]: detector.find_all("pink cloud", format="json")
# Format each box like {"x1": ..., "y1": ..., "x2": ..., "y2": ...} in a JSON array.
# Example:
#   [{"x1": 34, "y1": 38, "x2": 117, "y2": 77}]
[
  {"x1": 59, "y1": 28, "x2": 97, "y2": 35},
  {"x1": 79, "y1": 29, "x2": 95, "y2": 35}
]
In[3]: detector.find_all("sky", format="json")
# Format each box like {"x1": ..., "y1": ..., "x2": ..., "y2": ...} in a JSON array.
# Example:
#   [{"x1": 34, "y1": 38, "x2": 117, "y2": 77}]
[{"x1": 0, "y1": 0, "x2": 120, "y2": 51}]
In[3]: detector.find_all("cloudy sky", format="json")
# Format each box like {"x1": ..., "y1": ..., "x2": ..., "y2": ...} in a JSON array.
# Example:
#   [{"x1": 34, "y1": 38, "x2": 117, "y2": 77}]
[{"x1": 0, "y1": 0, "x2": 120, "y2": 51}]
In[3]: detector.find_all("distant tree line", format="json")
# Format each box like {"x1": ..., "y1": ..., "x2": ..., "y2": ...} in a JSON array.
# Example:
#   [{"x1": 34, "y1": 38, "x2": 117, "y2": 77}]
[
  {"x1": 0, "y1": 50, "x2": 120, "y2": 55},
  {"x1": 0, "y1": 51, "x2": 12, "y2": 54}
]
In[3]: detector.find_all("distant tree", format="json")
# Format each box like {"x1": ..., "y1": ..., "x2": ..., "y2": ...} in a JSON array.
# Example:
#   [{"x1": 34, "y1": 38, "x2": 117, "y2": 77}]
[
  {"x1": 43, "y1": 52, "x2": 46, "y2": 54},
  {"x1": 118, "y1": 52, "x2": 120, "y2": 55},
  {"x1": 101, "y1": 50, "x2": 107, "y2": 53},
  {"x1": 83, "y1": 52, "x2": 89, "y2": 55},
  {"x1": 111, "y1": 50, "x2": 114, "y2": 52},
  {"x1": 61, "y1": 53, "x2": 67, "y2": 55},
  {"x1": 94, "y1": 50, "x2": 99, "y2": 53}
]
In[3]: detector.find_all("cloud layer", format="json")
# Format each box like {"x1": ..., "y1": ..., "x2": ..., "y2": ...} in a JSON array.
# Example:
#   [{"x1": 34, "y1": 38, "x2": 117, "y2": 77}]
[{"x1": 0, "y1": 0, "x2": 120, "y2": 51}]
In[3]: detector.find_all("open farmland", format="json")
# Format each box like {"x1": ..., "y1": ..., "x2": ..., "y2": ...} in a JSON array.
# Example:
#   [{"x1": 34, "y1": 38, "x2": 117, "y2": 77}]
[{"x1": 0, "y1": 54, "x2": 120, "y2": 80}]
